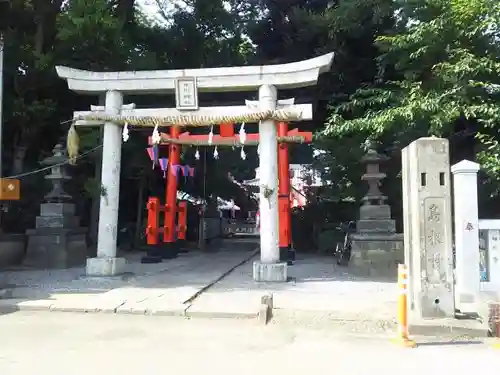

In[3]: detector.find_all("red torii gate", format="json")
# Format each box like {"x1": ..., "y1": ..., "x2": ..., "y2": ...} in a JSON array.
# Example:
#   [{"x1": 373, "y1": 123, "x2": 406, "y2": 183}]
[{"x1": 142, "y1": 123, "x2": 312, "y2": 264}]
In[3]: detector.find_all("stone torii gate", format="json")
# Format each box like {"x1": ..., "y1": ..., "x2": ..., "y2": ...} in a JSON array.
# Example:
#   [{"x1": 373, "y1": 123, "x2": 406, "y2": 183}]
[{"x1": 56, "y1": 53, "x2": 334, "y2": 281}]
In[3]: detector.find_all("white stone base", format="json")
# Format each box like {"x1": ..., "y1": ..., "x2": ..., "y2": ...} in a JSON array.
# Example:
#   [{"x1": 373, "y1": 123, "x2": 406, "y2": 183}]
[
  {"x1": 253, "y1": 261, "x2": 287, "y2": 282},
  {"x1": 86, "y1": 257, "x2": 126, "y2": 277}
]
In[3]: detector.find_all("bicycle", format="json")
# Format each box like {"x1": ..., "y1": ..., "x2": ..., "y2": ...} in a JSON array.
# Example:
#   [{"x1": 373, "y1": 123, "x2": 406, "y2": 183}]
[{"x1": 334, "y1": 221, "x2": 355, "y2": 266}]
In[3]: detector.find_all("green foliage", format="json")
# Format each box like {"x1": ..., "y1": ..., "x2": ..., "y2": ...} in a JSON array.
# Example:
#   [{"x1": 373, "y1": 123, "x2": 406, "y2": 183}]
[
  {"x1": 11, "y1": 0, "x2": 500, "y2": 232},
  {"x1": 325, "y1": 0, "x2": 500, "y2": 179}
]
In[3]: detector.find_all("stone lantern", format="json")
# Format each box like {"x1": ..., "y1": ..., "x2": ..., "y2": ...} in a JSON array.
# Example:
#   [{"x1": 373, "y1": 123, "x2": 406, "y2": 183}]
[
  {"x1": 24, "y1": 144, "x2": 88, "y2": 268},
  {"x1": 41, "y1": 144, "x2": 72, "y2": 203},
  {"x1": 358, "y1": 148, "x2": 394, "y2": 232},
  {"x1": 350, "y1": 147, "x2": 403, "y2": 276}
]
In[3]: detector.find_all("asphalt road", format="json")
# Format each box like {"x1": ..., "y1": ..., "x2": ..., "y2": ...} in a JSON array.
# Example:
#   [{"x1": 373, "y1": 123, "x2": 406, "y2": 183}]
[{"x1": 0, "y1": 311, "x2": 497, "y2": 375}]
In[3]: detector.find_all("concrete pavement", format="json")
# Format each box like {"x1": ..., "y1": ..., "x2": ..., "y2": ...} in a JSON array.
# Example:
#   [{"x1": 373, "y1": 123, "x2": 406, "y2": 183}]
[
  {"x1": 0, "y1": 240, "x2": 259, "y2": 316},
  {"x1": 0, "y1": 311, "x2": 497, "y2": 375},
  {"x1": 0, "y1": 240, "x2": 491, "y2": 337}
]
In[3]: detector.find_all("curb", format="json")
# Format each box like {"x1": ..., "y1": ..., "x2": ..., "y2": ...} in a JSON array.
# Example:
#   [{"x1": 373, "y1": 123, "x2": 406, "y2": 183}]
[
  {"x1": 184, "y1": 308, "x2": 258, "y2": 320},
  {"x1": 1, "y1": 299, "x2": 490, "y2": 338},
  {"x1": 267, "y1": 309, "x2": 490, "y2": 338},
  {"x1": 0, "y1": 300, "x2": 262, "y2": 320},
  {"x1": 409, "y1": 320, "x2": 489, "y2": 338}
]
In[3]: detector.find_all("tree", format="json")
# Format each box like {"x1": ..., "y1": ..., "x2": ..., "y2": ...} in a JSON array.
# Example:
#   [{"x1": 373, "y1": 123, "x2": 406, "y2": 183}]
[
  {"x1": 246, "y1": 0, "x2": 396, "y2": 205},
  {"x1": 325, "y1": 0, "x2": 500, "y2": 179}
]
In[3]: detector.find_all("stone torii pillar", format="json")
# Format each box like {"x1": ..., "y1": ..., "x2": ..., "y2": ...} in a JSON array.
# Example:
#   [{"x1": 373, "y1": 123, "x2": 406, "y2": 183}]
[
  {"x1": 89, "y1": 90, "x2": 126, "y2": 276},
  {"x1": 254, "y1": 84, "x2": 281, "y2": 277}
]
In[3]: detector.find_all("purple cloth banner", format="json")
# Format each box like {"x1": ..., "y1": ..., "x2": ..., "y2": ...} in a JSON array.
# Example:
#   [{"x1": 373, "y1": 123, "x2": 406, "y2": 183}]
[
  {"x1": 146, "y1": 146, "x2": 159, "y2": 168},
  {"x1": 159, "y1": 158, "x2": 169, "y2": 178},
  {"x1": 171, "y1": 164, "x2": 181, "y2": 177}
]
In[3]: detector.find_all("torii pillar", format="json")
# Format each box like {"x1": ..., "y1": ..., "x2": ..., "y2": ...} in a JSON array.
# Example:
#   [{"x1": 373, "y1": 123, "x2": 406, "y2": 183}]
[
  {"x1": 164, "y1": 125, "x2": 181, "y2": 254},
  {"x1": 278, "y1": 122, "x2": 293, "y2": 264},
  {"x1": 88, "y1": 90, "x2": 126, "y2": 276}
]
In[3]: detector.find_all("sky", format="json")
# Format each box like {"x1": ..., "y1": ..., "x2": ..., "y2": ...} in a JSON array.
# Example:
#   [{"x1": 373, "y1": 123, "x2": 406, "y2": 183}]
[
  {"x1": 136, "y1": 0, "x2": 170, "y2": 26},
  {"x1": 136, "y1": 0, "x2": 234, "y2": 26}
]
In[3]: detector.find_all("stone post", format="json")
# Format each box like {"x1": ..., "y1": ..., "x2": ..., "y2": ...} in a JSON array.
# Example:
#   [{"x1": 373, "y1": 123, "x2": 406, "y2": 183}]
[
  {"x1": 451, "y1": 160, "x2": 481, "y2": 308},
  {"x1": 86, "y1": 90, "x2": 126, "y2": 277},
  {"x1": 401, "y1": 137, "x2": 454, "y2": 318},
  {"x1": 253, "y1": 84, "x2": 287, "y2": 282},
  {"x1": 486, "y1": 228, "x2": 500, "y2": 286}
]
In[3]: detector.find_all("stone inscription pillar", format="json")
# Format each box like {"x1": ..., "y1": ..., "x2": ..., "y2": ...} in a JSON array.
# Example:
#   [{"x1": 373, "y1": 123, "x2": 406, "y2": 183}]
[
  {"x1": 253, "y1": 84, "x2": 287, "y2": 282},
  {"x1": 451, "y1": 160, "x2": 481, "y2": 308},
  {"x1": 86, "y1": 90, "x2": 126, "y2": 277},
  {"x1": 401, "y1": 137, "x2": 454, "y2": 318}
]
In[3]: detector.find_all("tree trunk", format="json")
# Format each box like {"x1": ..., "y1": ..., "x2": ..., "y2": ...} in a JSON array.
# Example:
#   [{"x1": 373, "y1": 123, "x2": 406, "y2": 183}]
[
  {"x1": 115, "y1": 0, "x2": 136, "y2": 25},
  {"x1": 11, "y1": 145, "x2": 27, "y2": 176},
  {"x1": 34, "y1": 14, "x2": 44, "y2": 55}
]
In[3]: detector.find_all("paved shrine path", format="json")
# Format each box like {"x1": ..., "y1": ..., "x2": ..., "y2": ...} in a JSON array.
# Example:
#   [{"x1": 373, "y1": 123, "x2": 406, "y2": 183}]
[
  {"x1": 0, "y1": 239, "x2": 259, "y2": 316},
  {"x1": 0, "y1": 238, "x2": 488, "y2": 337}
]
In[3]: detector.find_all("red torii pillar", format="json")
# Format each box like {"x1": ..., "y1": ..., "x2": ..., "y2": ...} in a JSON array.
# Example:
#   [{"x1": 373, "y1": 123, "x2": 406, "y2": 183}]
[
  {"x1": 163, "y1": 125, "x2": 181, "y2": 258},
  {"x1": 177, "y1": 201, "x2": 188, "y2": 242},
  {"x1": 145, "y1": 197, "x2": 160, "y2": 246},
  {"x1": 278, "y1": 122, "x2": 293, "y2": 264},
  {"x1": 142, "y1": 126, "x2": 182, "y2": 263}
]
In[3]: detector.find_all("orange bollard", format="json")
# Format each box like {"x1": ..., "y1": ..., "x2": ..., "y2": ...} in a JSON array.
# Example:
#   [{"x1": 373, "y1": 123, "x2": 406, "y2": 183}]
[{"x1": 392, "y1": 264, "x2": 417, "y2": 347}]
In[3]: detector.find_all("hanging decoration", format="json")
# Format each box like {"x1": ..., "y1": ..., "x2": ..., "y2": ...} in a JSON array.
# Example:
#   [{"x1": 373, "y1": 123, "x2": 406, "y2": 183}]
[
  {"x1": 153, "y1": 144, "x2": 159, "y2": 165},
  {"x1": 66, "y1": 124, "x2": 80, "y2": 165},
  {"x1": 257, "y1": 144, "x2": 260, "y2": 155},
  {"x1": 208, "y1": 125, "x2": 214, "y2": 145},
  {"x1": 238, "y1": 124, "x2": 247, "y2": 159},
  {"x1": 213, "y1": 146, "x2": 219, "y2": 159},
  {"x1": 170, "y1": 164, "x2": 180, "y2": 177},
  {"x1": 122, "y1": 122, "x2": 130, "y2": 142},
  {"x1": 238, "y1": 122, "x2": 246, "y2": 144},
  {"x1": 159, "y1": 158, "x2": 169, "y2": 178},
  {"x1": 182, "y1": 165, "x2": 195, "y2": 178},
  {"x1": 151, "y1": 124, "x2": 161, "y2": 144},
  {"x1": 195, "y1": 148, "x2": 200, "y2": 160},
  {"x1": 170, "y1": 165, "x2": 196, "y2": 178},
  {"x1": 146, "y1": 147, "x2": 159, "y2": 168},
  {"x1": 151, "y1": 124, "x2": 162, "y2": 166}
]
